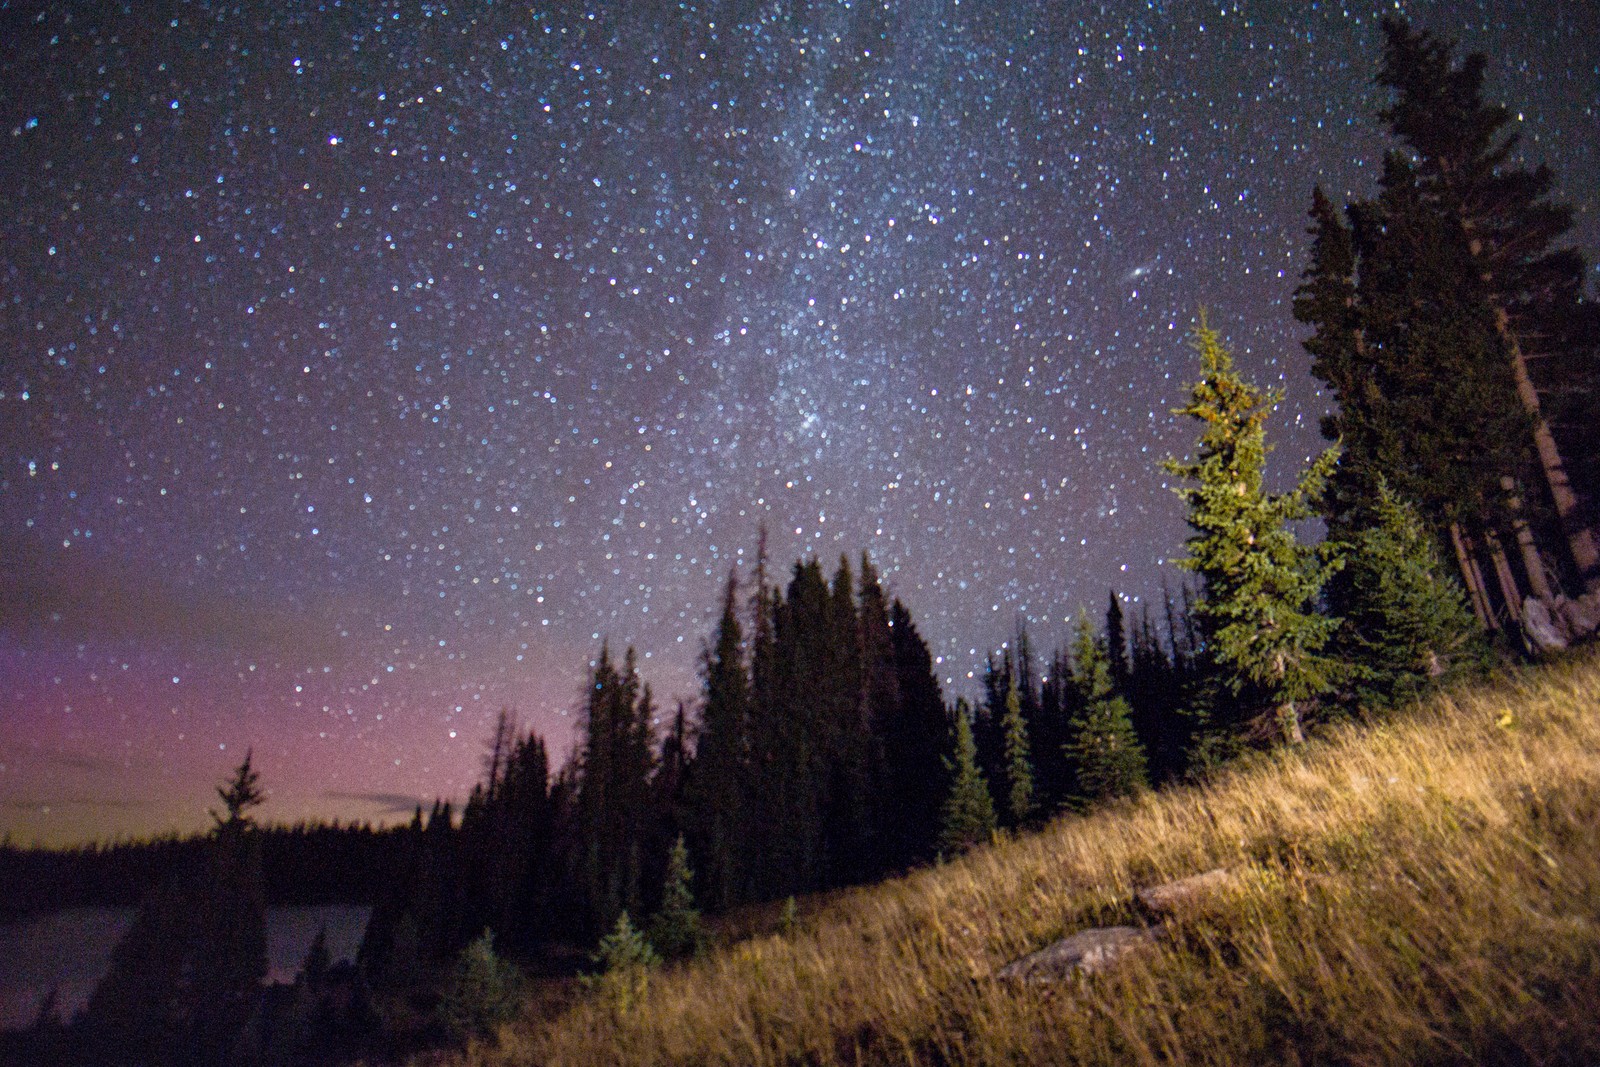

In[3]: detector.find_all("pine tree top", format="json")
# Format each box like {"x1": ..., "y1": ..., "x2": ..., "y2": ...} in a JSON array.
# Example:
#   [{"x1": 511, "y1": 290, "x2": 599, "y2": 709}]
[{"x1": 212, "y1": 750, "x2": 265, "y2": 832}]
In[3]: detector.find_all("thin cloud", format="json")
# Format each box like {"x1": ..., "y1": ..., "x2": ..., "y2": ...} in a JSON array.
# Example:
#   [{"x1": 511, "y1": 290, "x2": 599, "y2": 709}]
[
  {"x1": 321, "y1": 791, "x2": 425, "y2": 816},
  {"x1": 0, "y1": 795, "x2": 151, "y2": 812},
  {"x1": 0, "y1": 533, "x2": 343, "y2": 661}
]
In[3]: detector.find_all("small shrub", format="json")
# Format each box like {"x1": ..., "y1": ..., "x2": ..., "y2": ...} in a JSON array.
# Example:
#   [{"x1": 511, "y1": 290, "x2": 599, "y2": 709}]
[
  {"x1": 583, "y1": 911, "x2": 660, "y2": 1016},
  {"x1": 435, "y1": 929, "x2": 523, "y2": 1043}
]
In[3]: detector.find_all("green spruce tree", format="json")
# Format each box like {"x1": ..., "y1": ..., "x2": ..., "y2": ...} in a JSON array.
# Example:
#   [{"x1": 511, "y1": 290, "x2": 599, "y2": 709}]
[
  {"x1": 1165, "y1": 314, "x2": 1344, "y2": 746},
  {"x1": 435, "y1": 929, "x2": 524, "y2": 1043},
  {"x1": 1063, "y1": 611, "x2": 1148, "y2": 804},
  {"x1": 585, "y1": 911, "x2": 660, "y2": 1017},
  {"x1": 939, "y1": 700, "x2": 997, "y2": 855},
  {"x1": 1330, "y1": 479, "x2": 1488, "y2": 709},
  {"x1": 648, "y1": 835, "x2": 704, "y2": 960},
  {"x1": 999, "y1": 680, "x2": 1035, "y2": 825}
]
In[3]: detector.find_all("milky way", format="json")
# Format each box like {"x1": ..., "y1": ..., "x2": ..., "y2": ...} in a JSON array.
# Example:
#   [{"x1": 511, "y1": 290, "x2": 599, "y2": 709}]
[{"x1": 2, "y1": 1, "x2": 1595, "y2": 844}]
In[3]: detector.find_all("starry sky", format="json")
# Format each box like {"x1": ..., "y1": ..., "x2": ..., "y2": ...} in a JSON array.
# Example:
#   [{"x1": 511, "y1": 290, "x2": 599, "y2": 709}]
[{"x1": 2, "y1": 1, "x2": 1595, "y2": 847}]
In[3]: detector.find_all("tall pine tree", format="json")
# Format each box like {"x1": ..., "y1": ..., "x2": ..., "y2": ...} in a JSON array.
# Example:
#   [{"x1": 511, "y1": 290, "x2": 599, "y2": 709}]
[
  {"x1": 1376, "y1": 15, "x2": 1600, "y2": 590},
  {"x1": 1165, "y1": 314, "x2": 1344, "y2": 746},
  {"x1": 685, "y1": 570, "x2": 749, "y2": 911}
]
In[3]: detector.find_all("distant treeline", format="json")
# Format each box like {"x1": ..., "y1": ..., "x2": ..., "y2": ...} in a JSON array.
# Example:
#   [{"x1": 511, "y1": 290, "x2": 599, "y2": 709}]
[{"x1": 0, "y1": 821, "x2": 411, "y2": 922}]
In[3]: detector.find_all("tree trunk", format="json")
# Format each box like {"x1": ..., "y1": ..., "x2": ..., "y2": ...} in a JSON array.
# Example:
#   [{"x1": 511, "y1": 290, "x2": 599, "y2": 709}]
[
  {"x1": 1502, "y1": 476, "x2": 1556, "y2": 602},
  {"x1": 1450, "y1": 522, "x2": 1495, "y2": 629},
  {"x1": 1485, "y1": 529, "x2": 1524, "y2": 624},
  {"x1": 1276, "y1": 701, "x2": 1305, "y2": 746},
  {"x1": 1494, "y1": 308, "x2": 1600, "y2": 591}
]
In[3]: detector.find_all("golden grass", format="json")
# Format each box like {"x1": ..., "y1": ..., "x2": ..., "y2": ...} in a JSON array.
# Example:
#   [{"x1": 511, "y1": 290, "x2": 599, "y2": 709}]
[{"x1": 452, "y1": 652, "x2": 1600, "y2": 1066}]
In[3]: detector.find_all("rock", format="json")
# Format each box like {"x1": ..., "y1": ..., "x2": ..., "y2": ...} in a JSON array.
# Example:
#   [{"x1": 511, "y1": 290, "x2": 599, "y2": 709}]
[
  {"x1": 995, "y1": 926, "x2": 1153, "y2": 981},
  {"x1": 1557, "y1": 591, "x2": 1600, "y2": 640},
  {"x1": 1135, "y1": 867, "x2": 1238, "y2": 920},
  {"x1": 1523, "y1": 597, "x2": 1569, "y2": 654}
]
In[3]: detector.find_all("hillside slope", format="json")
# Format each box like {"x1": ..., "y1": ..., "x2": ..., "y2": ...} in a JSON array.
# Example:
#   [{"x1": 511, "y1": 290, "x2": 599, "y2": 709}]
[{"x1": 454, "y1": 653, "x2": 1600, "y2": 1066}]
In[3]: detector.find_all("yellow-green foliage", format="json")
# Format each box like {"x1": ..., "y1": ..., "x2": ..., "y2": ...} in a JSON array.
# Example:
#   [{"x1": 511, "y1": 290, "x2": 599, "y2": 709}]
[{"x1": 447, "y1": 653, "x2": 1600, "y2": 1066}]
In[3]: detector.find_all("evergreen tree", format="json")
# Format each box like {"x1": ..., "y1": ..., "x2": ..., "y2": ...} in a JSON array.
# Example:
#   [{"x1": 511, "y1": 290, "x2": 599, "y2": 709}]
[
  {"x1": 882, "y1": 599, "x2": 951, "y2": 866},
  {"x1": 192, "y1": 756, "x2": 271, "y2": 1066},
  {"x1": 764, "y1": 559, "x2": 831, "y2": 896},
  {"x1": 972, "y1": 652, "x2": 1008, "y2": 808},
  {"x1": 823, "y1": 555, "x2": 874, "y2": 884},
  {"x1": 81, "y1": 756, "x2": 269, "y2": 1067},
  {"x1": 1036, "y1": 647, "x2": 1079, "y2": 806},
  {"x1": 1063, "y1": 612, "x2": 1148, "y2": 804},
  {"x1": 855, "y1": 556, "x2": 899, "y2": 873},
  {"x1": 939, "y1": 700, "x2": 997, "y2": 855},
  {"x1": 211, "y1": 748, "x2": 265, "y2": 830},
  {"x1": 1330, "y1": 480, "x2": 1489, "y2": 709},
  {"x1": 1296, "y1": 17, "x2": 1600, "y2": 604},
  {"x1": 999, "y1": 680, "x2": 1035, "y2": 825},
  {"x1": 647, "y1": 835, "x2": 704, "y2": 959},
  {"x1": 573, "y1": 645, "x2": 656, "y2": 935},
  {"x1": 435, "y1": 929, "x2": 524, "y2": 1043},
  {"x1": 685, "y1": 570, "x2": 749, "y2": 911},
  {"x1": 585, "y1": 911, "x2": 659, "y2": 1016},
  {"x1": 1165, "y1": 314, "x2": 1344, "y2": 745},
  {"x1": 1125, "y1": 602, "x2": 1191, "y2": 783},
  {"x1": 1376, "y1": 15, "x2": 1600, "y2": 589},
  {"x1": 1303, "y1": 162, "x2": 1536, "y2": 549},
  {"x1": 78, "y1": 873, "x2": 200, "y2": 1065},
  {"x1": 1104, "y1": 590, "x2": 1131, "y2": 692}
]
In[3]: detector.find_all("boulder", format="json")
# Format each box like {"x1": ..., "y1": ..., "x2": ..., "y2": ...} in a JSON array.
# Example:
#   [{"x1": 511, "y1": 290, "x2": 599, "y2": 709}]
[
  {"x1": 1523, "y1": 597, "x2": 1569, "y2": 654},
  {"x1": 995, "y1": 926, "x2": 1152, "y2": 981},
  {"x1": 1135, "y1": 867, "x2": 1237, "y2": 920},
  {"x1": 1557, "y1": 592, "x2": 1600, "y2": 641}
]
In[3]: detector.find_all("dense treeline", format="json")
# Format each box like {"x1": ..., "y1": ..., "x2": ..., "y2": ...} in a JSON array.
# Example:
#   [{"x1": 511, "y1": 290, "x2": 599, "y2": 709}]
[
  {"x1": 0, "y1": 819, "x2": 414, "y2": 923},
  {"x1": 355, "y1": 547, "x2": 965, "y2": 972}
]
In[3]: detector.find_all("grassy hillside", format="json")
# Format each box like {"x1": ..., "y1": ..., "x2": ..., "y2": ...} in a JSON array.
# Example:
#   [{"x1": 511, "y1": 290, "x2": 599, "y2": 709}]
[{"x1": 447, "y1": 652, "x2": 1600, "y2": 1066}]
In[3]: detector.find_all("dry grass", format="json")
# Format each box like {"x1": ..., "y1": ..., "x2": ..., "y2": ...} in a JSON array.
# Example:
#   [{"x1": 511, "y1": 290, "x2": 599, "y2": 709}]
[{"x1": 450, "y1": 652, "x2": 1600, "y2": 1066}]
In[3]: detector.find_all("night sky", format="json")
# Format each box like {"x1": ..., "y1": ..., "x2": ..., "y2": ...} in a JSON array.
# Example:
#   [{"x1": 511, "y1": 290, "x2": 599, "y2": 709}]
[{"x1": 2, "y1": 1, "x2": 1595, "y2": 847}]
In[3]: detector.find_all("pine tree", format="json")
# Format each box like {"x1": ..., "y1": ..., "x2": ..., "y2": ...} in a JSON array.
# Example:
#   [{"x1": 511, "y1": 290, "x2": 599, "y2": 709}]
[
  {"x1": 1165, "y1": 314, "x2": 1344, "y2": 745},
  {"x1": 1376, "y1": 15, "x2": 1600, "y2": 589},
  {"x1": 1296, "y1": 17, "x2": 1600, "y2": 604},
  {"x1": 883, "y1": 599, "x2": 950, "y2": 865},
  {"x1": 939, "y1": 700, "x2": 997, "y2": 855},
  {"x1": 211, "y1": 749, "x2": 265, "y2": 831},
  {"x1": 1063, "y1": 612, "x2": 1148, "y2": 804},
  {"x1": 573, "y1": 645, "x2": 656, "y2": 936},
  {"x1": 855, "y1": 556, "x2": 899, "y2": 873},
  {"x1": 585, "y1": 911, "x2": 659, "y2": 1016},
  {"x1": 1330, "y1": 480, "x2": 1489, "y2": 709},
  {"x1": 823, "y1": 555, "x2": 874, "y2": 884},
  {"x1": 686, "y1": 570, "x2": 749, "y2": 911},
  {"x1": 435, "y1": 929, "x2": 524, "y2": 1042},
  {"x1": 648, "y1": 835, "x2": 704, "y2": 959},
  {"x1": 1104, "y1": 590, "x2": 1131, "y2": 692},
  {"x1": 999, "y1": 680, "x2": 1035, "y2": 825},
  {"x1": 764, "y1": 560, "x2": 831, "y2": 896},
  {"x1": 192, "y1": 755, "x2": 270, "y2": 1066},
  {"x1": 82, "y1": 756, "x2": 269, "y2": 1066},
  {"x1": 78, "y1": 873, "x2": 199, "y2": 1065}
]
